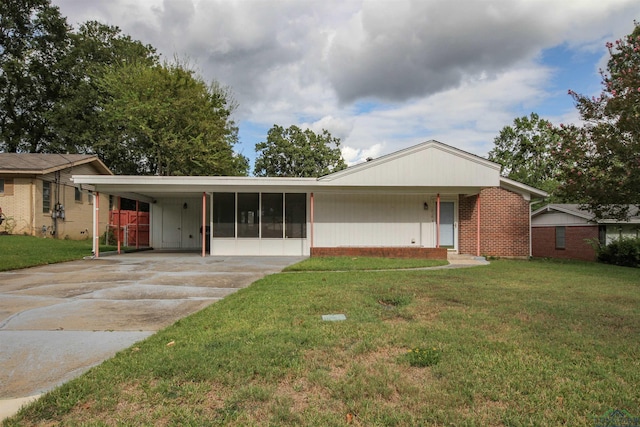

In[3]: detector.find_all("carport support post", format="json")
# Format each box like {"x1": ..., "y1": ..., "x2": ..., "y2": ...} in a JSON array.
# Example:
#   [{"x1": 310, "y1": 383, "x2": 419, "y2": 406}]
[
  {"x1": 135, "y1": 199, "x2": 139, "y2": 249},
  {"x1": 436, "y1": 193, "x2": 440, "y2": 248},
  {"x1": 117, "y1": 196, "x2": 121, "y2": 254},
  {"x1": 201, "y1": 192, "x2": 206, "y2": 257},
  {"x1": 94, "y1": 192, "x2": 100, "y2": 258},
  {"x1": 310, "y1": 192, "x2": 314, "y2": 251}
]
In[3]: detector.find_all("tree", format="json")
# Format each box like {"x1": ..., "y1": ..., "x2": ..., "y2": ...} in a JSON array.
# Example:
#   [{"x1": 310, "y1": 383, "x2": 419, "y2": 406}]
[
  {"x1": 254, "y1": 125, "x2": 347, "y2": 177},
  {"x1": 47, "y1": 21, "x2": 158, "y2": 154},
  {"x1": 0, "y1": 0, "x2": 70, "y2": 152},
  {"x1": 97, "y1": 60, "x2": 248, "y2": 176},
  {"x1": 555, "y1": 22, "x2": 640, "y2": 220},
  {"x1": 488, "y1": 112, "x2": 561, "y2": 197},
  {"x1": 2, "y1": 5, "x2": 246, "y2": 176}
]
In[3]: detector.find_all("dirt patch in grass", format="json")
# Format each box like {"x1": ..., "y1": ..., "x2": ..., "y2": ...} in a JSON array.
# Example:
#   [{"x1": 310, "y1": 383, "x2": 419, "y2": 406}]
[
  {"x1": 274, "y1": 376, "x2": 332, "y2": 415},
  {"x1": 409, "y1": 297, "x2": 446, "y2": 322},
  {"x1": 457, "y1": 396, "x2": 509, "y2": 427}
]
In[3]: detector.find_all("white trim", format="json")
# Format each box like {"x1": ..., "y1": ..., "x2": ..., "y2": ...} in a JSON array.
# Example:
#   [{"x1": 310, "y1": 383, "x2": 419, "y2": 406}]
[
  {"x1": 532, "y1": 204, "x2": 640, "y2": 224},
  {"x1": 500, "y1": 177, "x2": 548, "y2": 200},
  {"x1": 435, "y1": 198, "x2": 458, "y2": 251},
  {"x1": 531, "y1": 204, "x2": 593, "y2": 220}
]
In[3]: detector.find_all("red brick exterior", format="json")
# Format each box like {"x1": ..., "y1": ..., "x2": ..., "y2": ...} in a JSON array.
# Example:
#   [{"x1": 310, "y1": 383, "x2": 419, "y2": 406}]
[
  {"x1": 531, "y1": 226, "x2": 598, "y2": 261},
  {"x1": 459, "y1": 187, "x2": 531, "y2": 258},
  {"x1": 311, "y1": 247, "x2": 448, "y2": 259}
]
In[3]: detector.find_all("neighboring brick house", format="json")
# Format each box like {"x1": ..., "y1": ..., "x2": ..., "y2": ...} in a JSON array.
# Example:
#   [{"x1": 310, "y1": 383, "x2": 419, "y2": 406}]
[
  {"x1": 531, "y1": 204, "x2": 640, "y2": 261},
  {"x1": 0, "y1": 154, "x2": 112, "y2": 239},
  {"x1": 73, "y1": 140, "x2": 547, "y2": 258}
]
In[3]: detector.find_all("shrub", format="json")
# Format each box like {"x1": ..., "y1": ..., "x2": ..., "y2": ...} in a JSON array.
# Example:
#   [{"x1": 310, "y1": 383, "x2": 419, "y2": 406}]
[{"x1": 596, "y1": 237, "x2": 640, "y2": 268}]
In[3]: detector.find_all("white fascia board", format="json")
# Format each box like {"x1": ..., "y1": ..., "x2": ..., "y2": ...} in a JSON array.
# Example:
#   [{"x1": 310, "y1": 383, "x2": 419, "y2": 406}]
[
  {"x1": 73, "y1": 173, "x2": 491, "y2": 197},
  {"x1": 531, "y1": 204, "x2": 594, "y2": 221},
  {"x1": 72, "y1": 175, "x2": 318, "y2": 194},
  {"x1": 311, "y1": 184, "x2": 485, "y2": 195},
  {"x1": 531, "y1": 204, "x2": 554, "y2": 218},
  {"x1": 500, "y1": 177, "x2": 548, "y2": 201},
  {"x1": 72, "y1": 175, "x2": 317, "y2": 186},
  {"x1": 597, "y1": 218, "x2": 640, "y2": 224}
]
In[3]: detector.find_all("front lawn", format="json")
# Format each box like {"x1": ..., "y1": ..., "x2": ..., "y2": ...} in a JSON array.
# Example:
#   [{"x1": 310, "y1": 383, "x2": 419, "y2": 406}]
[
  {"x1": 0, "y1": 235, "x2": 131, "y2": 271},
  {"x1": 283, "y1": 256, "x2": 448, "y2": 271},
  {"x1": 5, "y1": 259, "x2": 639, "y2": 426}
]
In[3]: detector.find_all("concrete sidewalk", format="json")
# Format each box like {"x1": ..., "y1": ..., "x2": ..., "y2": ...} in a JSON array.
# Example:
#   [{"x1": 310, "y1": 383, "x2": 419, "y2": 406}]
[{"x1": 0, "y1": 253, "x2": 304, "y2": 421}]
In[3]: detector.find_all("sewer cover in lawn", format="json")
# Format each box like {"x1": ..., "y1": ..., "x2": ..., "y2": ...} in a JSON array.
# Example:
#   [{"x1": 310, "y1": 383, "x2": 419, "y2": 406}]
[{"x1": 322, "y1": 314, "x2": 346, "y2": 321}]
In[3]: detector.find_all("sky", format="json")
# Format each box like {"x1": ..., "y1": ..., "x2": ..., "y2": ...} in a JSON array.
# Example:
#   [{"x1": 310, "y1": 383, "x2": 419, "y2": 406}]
[{"x1": 52, "y1": 0, "x2": 640, "y2": 169}]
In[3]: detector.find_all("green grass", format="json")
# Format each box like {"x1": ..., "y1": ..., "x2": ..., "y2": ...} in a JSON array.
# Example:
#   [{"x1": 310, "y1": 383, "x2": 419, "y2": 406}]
[
  {"x1": 0, "y1": 235, "x2": 132, "y2": 271},
  {"x1": 283, "y1": 256, "x2": 448, "y2": 271},
  {"x1": 4, "y1": 259, "x2": 640, "y2": 426}
]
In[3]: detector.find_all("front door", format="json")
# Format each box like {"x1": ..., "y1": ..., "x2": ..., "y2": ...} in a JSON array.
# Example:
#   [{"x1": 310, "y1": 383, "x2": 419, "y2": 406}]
[
  {"x1": 162, "y1": 203, "x2": 182, "y2": 248},
  {"x1": 439, "y1": 201, "x2": 455, "y2": 248}
]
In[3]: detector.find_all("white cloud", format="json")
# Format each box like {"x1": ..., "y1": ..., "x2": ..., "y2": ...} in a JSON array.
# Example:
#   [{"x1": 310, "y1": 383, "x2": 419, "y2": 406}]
[
  {"x1": 52, "y1": 0, "x2": 640, "y2": 166},
  {"x1": 341, "y1": 143, "x2": 384, "y2": 166}
]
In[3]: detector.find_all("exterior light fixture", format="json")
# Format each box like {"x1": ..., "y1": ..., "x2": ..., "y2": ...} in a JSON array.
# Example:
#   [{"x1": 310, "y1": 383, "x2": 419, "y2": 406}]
[{"x1": 423, "y1": 202, "x2": 429, "y2": 210}]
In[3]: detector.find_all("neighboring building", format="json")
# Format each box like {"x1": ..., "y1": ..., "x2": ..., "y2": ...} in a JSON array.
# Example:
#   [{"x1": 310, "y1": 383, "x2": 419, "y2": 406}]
[
  {"x1": 73, "y1": 141, "x2": 547, "y2": 258},
  {"x1": 531, "y1": 204, "x2": 640, "y2": 262},
  {"x1": 0, "y1": 154, "x2": 112, "y2": 239}
]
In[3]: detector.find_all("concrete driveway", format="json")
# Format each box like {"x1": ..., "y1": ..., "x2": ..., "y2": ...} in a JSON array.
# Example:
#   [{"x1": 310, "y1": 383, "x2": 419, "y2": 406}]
[{"x1": 0, "y1": 252, "x2": 303, "y2": 416}]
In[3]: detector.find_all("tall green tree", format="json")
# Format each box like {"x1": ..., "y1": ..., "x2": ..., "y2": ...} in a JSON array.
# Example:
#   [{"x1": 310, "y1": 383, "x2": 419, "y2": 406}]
[
  {"x1": 47, "y1": 21, "x2": 158, "y2": 154},
  {"x1": 488, "y1": 112, "x2": 561, "y2": 197},
  {"x1": 254, "y1": 125, "x2": 347, "y2": 177},
  {"x1": 0, "y1": 0, "x2": 70, "y2": 152},
  {"x1": 555, "y1": 22, "x2": 640, "y2": 220},
  {"x1": 2, "y1": 3, "x2": 247, "y2": 176},
  {"x1": 97, "y1": 60, "x2": 248, "y2": 176}
]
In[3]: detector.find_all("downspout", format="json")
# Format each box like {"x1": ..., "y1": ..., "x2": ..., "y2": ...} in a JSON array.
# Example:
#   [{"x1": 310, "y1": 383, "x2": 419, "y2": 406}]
[
  {"x1": 201, "y1": 192, "x2": 206, "y2": 257},
  {"x1": 436, "y1": 193, "x2": 440, "y2": 248}
]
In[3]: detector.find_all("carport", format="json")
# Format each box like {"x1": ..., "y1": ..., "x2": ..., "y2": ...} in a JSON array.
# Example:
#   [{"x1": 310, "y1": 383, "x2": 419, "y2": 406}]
[{"x1": 73, "y1": 175, "x2": 317, "y2": 257}]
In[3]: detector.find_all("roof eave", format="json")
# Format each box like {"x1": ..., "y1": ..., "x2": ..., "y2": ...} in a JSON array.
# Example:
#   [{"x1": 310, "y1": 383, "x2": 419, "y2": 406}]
[{"x1": 499, "y1": 177, "x2": 548, "y2": 200}]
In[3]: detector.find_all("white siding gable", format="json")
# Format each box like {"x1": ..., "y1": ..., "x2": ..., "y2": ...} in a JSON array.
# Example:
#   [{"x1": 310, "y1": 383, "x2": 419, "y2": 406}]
[
  {"x1": 531, "y1": 211, "x2": 593, "y2": 227},
  {"x1": 321, "y1": 140, "x2": 500, "y2": 188}
]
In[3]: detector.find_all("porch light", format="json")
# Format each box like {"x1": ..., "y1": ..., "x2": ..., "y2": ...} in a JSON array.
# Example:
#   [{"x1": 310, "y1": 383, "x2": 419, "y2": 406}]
[
  {"x1": 183, "y1": 202, "x2": 188, "y2": 209},
  {"x1": 423, "y1": 202, "x2": 428, "y2": 210}
]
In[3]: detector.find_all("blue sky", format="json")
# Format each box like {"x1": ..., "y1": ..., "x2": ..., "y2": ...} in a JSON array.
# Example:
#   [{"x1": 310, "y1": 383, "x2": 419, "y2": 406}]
[
  {"x1": 535, "y1": 45, "x2": 604, "y2": 117},
  {"x1": 53, "y1": 0, "x2": 639, "y2": 171}
]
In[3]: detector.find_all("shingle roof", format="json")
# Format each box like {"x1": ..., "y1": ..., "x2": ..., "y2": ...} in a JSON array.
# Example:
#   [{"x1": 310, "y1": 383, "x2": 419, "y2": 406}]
[{"x1": 0, "y1": 153, "x2": 111, "y2": 175}]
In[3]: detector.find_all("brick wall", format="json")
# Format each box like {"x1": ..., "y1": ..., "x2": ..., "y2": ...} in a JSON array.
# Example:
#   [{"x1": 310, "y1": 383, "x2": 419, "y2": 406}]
[
  {"x1": 532, "y1": 226, "x2": 598, "y2": 261},
  {"x1": 1, "y1": 178, "x2": 35, "y2": 235},
  {"x1": 0, "y1": 177, "x2": 109, "y2": 239},
  {"x1": 311, "y1": 247, "x2": 448, "y2": 259},
  {"x1": 459, "y1": 187, "x2": 530, "y2": 258}
]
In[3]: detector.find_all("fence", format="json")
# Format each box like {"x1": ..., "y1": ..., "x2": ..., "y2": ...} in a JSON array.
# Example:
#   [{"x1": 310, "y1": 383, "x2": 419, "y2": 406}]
[{"x1": 108, "y1": 210, "x2": 150, "y2": 247}]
